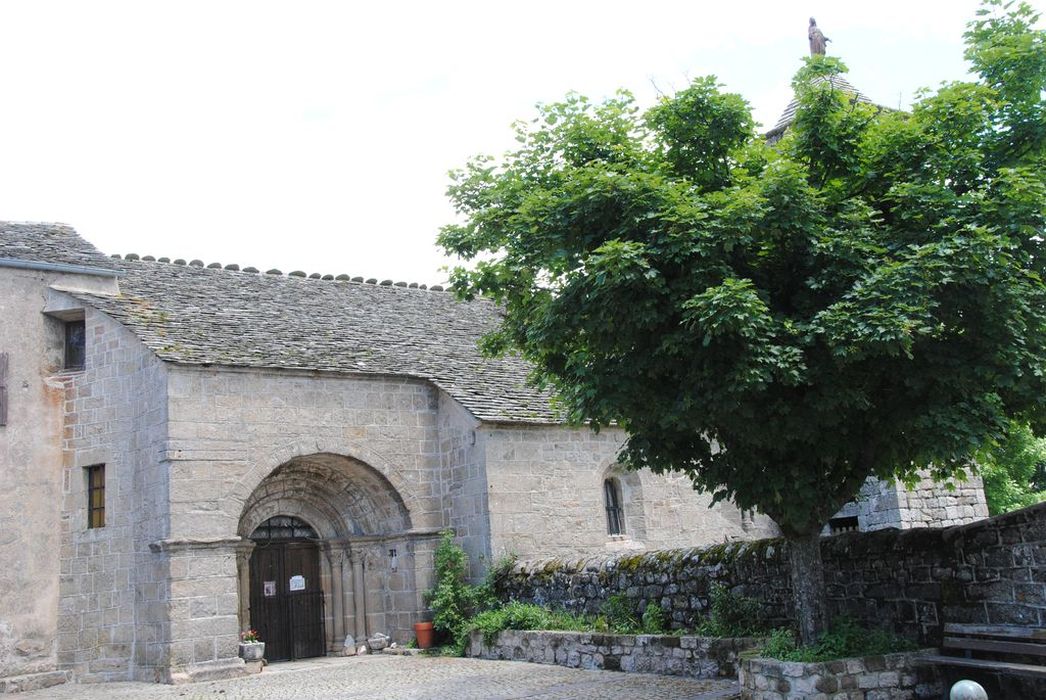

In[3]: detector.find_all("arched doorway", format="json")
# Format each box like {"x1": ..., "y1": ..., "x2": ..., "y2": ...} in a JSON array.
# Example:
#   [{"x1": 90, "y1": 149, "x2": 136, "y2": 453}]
[
  {"x1": 248, "y1": 516, "x2": 326, "y2": 661},
  {"x1": 235, "y1": 453, "x2": 440, "y2": 656}
]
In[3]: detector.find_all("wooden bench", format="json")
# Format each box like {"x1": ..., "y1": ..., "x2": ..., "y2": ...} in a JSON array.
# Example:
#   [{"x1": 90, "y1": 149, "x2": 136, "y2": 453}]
[{"x1": 919, "y1": 623, "x2": 1046, "y2": 685}]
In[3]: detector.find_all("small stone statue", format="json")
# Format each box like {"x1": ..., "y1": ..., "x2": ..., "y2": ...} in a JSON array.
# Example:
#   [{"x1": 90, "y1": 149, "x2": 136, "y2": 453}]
[{"x1": 809, "y1": 17, "x2": 830, "y2": 56}]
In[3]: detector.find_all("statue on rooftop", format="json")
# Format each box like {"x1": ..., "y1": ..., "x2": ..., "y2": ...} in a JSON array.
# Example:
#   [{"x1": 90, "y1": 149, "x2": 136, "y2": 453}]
[{"x1": 809, "y1": 17, "x2": 829, "y2": 56}]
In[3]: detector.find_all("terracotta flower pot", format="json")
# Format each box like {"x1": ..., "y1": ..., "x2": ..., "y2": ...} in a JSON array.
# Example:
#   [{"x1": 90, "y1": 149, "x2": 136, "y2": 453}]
[{"x1": 414, "y1": 621, "x2": 434, "y2": 649}]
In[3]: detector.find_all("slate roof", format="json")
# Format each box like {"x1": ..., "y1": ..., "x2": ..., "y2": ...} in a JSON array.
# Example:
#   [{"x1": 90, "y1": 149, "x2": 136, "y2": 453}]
[
  {"x1": 1, "y1": 222, "x2": 560, "y2": 424},
  {"x1": 764, "y1": 74, "x2": 873, "y2": 144},
  {"x1": 0, "y1": 221, "x2": 119, "y2": 272}
]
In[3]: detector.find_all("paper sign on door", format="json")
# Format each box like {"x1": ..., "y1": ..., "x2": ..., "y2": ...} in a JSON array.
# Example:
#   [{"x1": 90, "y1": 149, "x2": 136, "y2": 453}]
[
  {"x1": 263, "y1": 580, "x2": 276, "y2": 597},
  {"x1": 289, "y1": 575, "x2": 306, "y2": 591}
]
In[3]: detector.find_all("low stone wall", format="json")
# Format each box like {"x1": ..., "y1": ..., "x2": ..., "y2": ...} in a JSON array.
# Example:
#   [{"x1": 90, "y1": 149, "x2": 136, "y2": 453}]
[
  {"x1": 738, "y1": 652, "x2": 942, "y2": 700},
  {"x1": 467, "y1": 629, "x2": 760, "y2": 678},
  {"x1": 495, "y1": 502, "x2": 1046, "y2": 644}
]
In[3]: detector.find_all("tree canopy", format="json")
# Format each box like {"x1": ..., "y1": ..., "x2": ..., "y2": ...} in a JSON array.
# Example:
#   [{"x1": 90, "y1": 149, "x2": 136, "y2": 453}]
[
  {"x1": 978, "y1": 420, "x2": 1046, "y2": 514},
  {"x1": 439, "y1": 1, "x2": 1046, "y2": 640}
]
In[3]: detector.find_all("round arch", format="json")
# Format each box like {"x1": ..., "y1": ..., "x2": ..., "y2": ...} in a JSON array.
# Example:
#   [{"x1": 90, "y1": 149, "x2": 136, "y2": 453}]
[
  {"x1": 234, "y1": 451, "x2": 425, "y2": 657},
  {"x1": 225, "y1": 439, "x2": 421, "y2": 526},
  {"x1": 602, "y1": 463, "x2": 648, "y2": 542}
]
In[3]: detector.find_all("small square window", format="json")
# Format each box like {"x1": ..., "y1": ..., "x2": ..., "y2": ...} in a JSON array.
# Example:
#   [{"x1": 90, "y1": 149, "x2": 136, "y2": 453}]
[
  {"x1": 85, "y1": 464, "x2": 105, "y2": 529},
  {"x1": 64, "y1": 320, "x2": 86, "y2": 371}
]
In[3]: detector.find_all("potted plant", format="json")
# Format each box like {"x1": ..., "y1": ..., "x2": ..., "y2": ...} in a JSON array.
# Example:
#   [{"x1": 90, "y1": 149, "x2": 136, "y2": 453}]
[
  {"x1": 414, "y1": 618, "x2": 435, "y2": 649},
  {"x1": 239, "y1": 629, "x2": 265, "y2": 661}
]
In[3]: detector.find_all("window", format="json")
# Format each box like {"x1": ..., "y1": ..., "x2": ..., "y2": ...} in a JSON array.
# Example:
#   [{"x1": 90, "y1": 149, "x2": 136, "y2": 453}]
[
  {"x1": 604, "y1": 478, "x2": 625, "y2": 536},
  {"x1": 249, "y1": 515, "x2": 318, "y2": 541},
  {"x1": 64, "y1": 320, "x2": 86, "y2": 370},
  {"x1": 85, "y1": 465, "x2": 105, "y2": 528}
]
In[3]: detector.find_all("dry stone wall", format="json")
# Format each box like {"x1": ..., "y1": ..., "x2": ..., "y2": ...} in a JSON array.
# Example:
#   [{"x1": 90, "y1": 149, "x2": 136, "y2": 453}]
[
  {"x1": 738, "y1": 652, "x2": 942, "y2": 700},
  {"x1": 496, "y1": 502, "x2": 1046, "y2": 644},
  {"x1": 467, "y1": 629, "x2": 760, "y2": 679}
]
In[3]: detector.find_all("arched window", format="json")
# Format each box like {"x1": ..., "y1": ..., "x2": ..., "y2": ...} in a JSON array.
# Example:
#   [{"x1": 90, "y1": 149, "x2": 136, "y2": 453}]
[{"x1": 604, "y1": 478, "x2": 625, "y2": 536}]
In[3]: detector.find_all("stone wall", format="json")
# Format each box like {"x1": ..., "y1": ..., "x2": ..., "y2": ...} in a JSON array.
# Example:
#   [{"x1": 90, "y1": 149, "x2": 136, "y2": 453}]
[
  {"x1": 438, "y1": 392, "x2": 490, "y2": 581},
  {"x1": 496, "y1": 502, "x2": 1046, "y2": 644},
  {"x1": 482, "y1": 423, "x2": 779, "y2": 563},
  {"x1": 831, "y1": 474, "x2": 988, "y2": 533},
  {"x1": 58, "y1": 307, "x2": 170, "y2": 682},
  {"x1": 739, "y1": 652, "x2": 942, "y2": 700},
  {"x1": 0, "y1": 267, "x2": 118, "y2": 689},
  {"x1": 467, "y1": 629, "x2": 760, "y2": 679}
]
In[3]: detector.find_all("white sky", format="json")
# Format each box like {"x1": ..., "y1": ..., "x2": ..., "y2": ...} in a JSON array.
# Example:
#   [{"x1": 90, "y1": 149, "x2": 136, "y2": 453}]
[{"x1": 1, "y1": 0, "x2": 1042, "y2": 284}]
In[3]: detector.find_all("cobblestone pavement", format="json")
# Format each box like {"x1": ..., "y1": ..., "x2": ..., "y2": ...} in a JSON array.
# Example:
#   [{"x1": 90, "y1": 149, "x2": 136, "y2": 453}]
[{"x1": 20, "y1": 656, "x2": 739, "y2": 699}]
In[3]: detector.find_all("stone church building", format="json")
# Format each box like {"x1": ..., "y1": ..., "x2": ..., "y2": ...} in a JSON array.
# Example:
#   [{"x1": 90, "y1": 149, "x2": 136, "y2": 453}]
[{"x1": 0, "y1": 222, "x2": 987, "y2": 689}]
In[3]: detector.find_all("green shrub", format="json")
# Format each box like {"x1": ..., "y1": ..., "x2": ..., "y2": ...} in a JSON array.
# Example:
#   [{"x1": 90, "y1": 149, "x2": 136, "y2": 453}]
[
  {"x1": 602, "y1": 594, "x2": 640, "y2": 633},
  {"x1": 424, "y1": 530, "x2": 484, "y2": 653},
  {"x1": 641, "y1": 602, "x2": 667, "y2": 634},
  {"x1": 759, "y1": 618, "x2": 919, "y2": 662},
  {"x1": 469, "y1": 602, "x2": 597, "y2": 645},
  {"x1": 696, "y1": 583, "x2": 767, "y2": 637}
]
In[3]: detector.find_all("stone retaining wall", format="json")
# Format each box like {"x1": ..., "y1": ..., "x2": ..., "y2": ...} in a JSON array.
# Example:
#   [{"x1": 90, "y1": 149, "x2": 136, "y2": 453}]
[
  {"x1": 467, "y1": 629, "x2": 760, "y2": 678},
  {"x1": 738, "y1": 652, "x2": 942, "y2": 700},
  {"x1": 495, "y1": 502, "x2": 1046, "y2": 644}
]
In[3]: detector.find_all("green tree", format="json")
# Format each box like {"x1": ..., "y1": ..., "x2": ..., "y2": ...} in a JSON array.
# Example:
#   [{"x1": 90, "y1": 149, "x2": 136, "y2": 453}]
[
  {"x1": 978, "y1": 421, "x2": 1046, "y2": 515},
  {"x1": 439, "y1": 0, "x2": 1046, "y2": 644}
]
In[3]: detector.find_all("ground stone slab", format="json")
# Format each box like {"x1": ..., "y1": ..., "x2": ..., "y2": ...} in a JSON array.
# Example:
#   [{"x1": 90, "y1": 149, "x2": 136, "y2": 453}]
[{"x1": 10, "y1": 655, "x2": 737, "y2": 699}]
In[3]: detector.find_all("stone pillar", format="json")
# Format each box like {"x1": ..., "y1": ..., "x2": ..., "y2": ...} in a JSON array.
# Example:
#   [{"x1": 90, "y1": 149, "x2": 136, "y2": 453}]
[
  {"x1": 151, "y1": 537, "x2": 249, "y2": 684},
  {"x1": 322, "y1": 549, "x2": 335, "y2": 651},
  {"x1": 352, "y1": 550, "x2": 367, "y2": 640},
  {"x1": 234, "y1": 541, "x2": 255, "y2": 632},
  {"x1": 330, "y1": 549, "x2": 346, "y2": 651}
]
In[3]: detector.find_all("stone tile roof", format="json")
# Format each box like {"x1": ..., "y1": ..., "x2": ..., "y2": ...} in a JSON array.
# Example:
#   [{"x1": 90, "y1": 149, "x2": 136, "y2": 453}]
[
  {"x1": 0, "y1": 221, "x2": 119, "y2": 271},
  {"x1": 80, "y1": 256, "x2": 559, "y2": 425},
  {"x1": 1, "y1": 221, "x2": 558, "y2": 423},
  {"x1": 764, "y1": 74, "x2": 873, "y2": 144}
]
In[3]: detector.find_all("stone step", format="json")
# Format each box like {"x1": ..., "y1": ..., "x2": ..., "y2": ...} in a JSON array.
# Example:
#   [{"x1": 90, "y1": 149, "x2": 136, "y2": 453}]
[{"x1": 0, "y1": 670, "x2": 69, "y2": 694}]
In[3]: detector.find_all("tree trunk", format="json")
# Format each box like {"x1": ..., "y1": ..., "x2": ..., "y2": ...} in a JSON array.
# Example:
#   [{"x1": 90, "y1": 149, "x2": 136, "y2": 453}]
[{"x1": 787, "y1": 529, "x2": 828, "y2": 646}]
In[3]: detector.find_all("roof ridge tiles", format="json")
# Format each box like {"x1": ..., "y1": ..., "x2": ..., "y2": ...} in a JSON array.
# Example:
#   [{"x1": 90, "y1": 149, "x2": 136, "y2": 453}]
[{"x1": 107, "y1": 252, "x2": 446, "y2": 291}]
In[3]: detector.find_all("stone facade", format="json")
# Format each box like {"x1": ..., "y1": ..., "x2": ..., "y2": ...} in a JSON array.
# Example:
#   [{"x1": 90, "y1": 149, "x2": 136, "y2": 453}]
[
  {"x1": 738, "y1": 652, "x2": 942, "y2": 700},
  {"x1": 496, "y1": 502, "x2": 1046, "y2": 644},
  {"x1": 467, "y1": 629, "x2": 760, "y2": 678},
  {"x1": 0, "y1": 257, "x2": 120, "y2": 690},
  {"x1": 0, "y1": 223, "x2": 994, "y2": 689},
  {"x1": 482, "y1": 423, "x2": 780, "y2": 563}
]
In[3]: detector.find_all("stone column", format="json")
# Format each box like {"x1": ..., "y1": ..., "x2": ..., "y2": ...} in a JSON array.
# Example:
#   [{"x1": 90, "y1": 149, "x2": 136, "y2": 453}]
[
  {"x1": 234, "y1": 540, "x2": 255, "y2": 632},
  {"x1": 352, "y1": 550, "x2": 367, "y2": 640},
  {"x1": 322, "y1": 549, "x2": 335, "y2": 651},
  {"x1": 330, "y1": 549, "x2": 346, "y2": 651}
]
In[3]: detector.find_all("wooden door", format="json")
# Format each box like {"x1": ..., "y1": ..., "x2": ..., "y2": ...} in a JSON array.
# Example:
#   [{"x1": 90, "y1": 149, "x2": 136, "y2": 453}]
[{"x1": 248, "y1": 541, "x2": 325, "y2": 661}]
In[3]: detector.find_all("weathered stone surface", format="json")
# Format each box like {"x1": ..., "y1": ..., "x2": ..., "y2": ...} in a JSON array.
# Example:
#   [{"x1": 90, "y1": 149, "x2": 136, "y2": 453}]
[
  {"x1": 467, "y1": 629, "x2": 761, "y2": 679},
  {"x1": 498, "y1": 503, "x2": 1046, "y2": 644},
  {"x1": 739, "y1": 652, "x2": 942, "y2": 700}
]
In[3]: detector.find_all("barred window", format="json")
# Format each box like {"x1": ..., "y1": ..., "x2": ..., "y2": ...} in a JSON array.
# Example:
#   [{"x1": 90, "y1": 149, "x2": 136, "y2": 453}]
[
  {"x1": 86, "y1": 464, "x2": 105, "y2": 528},
  {"x1": 604, "y1": 478, "x2": 625, "y2": 536},
  {"x1": 249, "y1": 515, "x2": 318, "y2": 541}
]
